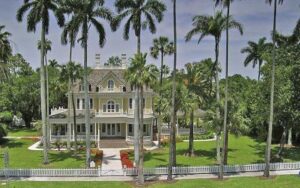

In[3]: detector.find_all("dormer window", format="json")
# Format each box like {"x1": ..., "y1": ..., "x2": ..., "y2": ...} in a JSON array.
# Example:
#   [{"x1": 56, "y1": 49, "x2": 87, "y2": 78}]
[
  {"x1": 108, "y1": 80, "x2": 114, "y2": 91},
  {"x1": 89, "y1": 84, "x2": 92, "y2": 92},
  {"x1": 96, "y1": 87, "x2": 99, "y2": 92}
]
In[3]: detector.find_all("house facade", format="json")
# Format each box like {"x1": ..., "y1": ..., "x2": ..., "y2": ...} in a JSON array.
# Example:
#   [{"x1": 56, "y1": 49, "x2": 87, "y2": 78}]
[{"x1": 49, "y1": 54, "x2": 155, "y2": 146}]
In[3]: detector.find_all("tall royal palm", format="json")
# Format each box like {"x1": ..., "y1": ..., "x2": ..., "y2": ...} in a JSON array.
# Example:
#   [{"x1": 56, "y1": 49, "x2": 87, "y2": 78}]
[
  {"x1": 0, "y1": 25, "x2": 12, "y2": 82},
  {"x1": 185, "y1": 10, "x2": 243, "y2": 170},
  {"x1": 61, "y1": 62, "x2": 83, "y2": 154},
  {"x1": 264, "y1": 0, "x2": 284, "y2": 178},
  {"x1": 167, "y1": 0, "x2": 177, "y2": 181},
  {"x1": 61, "y1": 0, "x2": 112, "y2": 167},
  {"x1": 241, "y1": 37, "x2": 272, "y2": 81},
  {"x1": 17, "y1": 0, "x2": 64, "y2": 164},
  {"x1": 38, "y1": 38, "x2": 52, "y2": 148},
  {"x1": 113, "y1": 0, "x2": 166, "y2": 166},
  {"x1": 125, "y1": 53, "x2": 158, "y2": 184},
  {"x1": 150, "y1": 36, "x2": 174, "y2": 148}
]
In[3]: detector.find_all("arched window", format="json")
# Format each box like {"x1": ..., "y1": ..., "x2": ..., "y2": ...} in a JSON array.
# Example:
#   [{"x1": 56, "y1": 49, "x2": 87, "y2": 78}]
[
  {"x1": 107, "y1": 101, "x2": 115, "y2": 112},
  {"x1": 108, "y1": 80, "x2": 114, "y2": 91}
]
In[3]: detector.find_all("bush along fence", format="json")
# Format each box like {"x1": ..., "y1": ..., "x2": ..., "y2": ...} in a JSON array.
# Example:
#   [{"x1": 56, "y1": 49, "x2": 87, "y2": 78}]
[{"x1": 1, "y1": 162, "x2": 300, "y2": 177}]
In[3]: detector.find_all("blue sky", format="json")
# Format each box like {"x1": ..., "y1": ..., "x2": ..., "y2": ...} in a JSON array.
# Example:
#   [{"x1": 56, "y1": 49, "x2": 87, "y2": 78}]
[{"x1": 0, "y1": 0, "x2": 299, "y2": 79}]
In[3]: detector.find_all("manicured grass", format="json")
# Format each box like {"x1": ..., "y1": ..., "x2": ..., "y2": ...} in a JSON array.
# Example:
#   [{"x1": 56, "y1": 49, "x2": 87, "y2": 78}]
[
  {"x1": 142, "y1": 135, "x2": 300, "y2": 167},
  {"x1": 7, "y1": 128, "x2": 39, "y2": 137},
  {"x1": 148, "y1": 175, "x2": 300, "y2": 188},
  {"x1": 1, "y1": 175, "x2": 300, "y2": 188},
  {"x1": 0, "y1": 139, "x2": 86, "y2": 168}
]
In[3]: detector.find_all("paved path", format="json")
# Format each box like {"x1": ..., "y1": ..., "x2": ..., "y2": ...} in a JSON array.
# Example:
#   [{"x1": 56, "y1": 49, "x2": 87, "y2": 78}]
[{"x1": 101, "y1": 149, "x2": 123, "y2": 170}]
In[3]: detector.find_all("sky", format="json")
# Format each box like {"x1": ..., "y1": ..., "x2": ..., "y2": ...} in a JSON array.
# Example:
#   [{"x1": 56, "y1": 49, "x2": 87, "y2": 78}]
[{"x1": 0, "y1": 0, "x2": 299, "y2": 79}]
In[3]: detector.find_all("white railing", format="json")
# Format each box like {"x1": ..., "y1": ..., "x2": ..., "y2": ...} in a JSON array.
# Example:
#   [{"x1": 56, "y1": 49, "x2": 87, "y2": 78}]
[
  {"x1": 1, "y1": 162, "x2": 300, "y2": 177},
  {"x1": 51, "y1": 135, "x2": 97, "y2": 141},
  {"x1": 161, "y1": 128, "x2": 206, "y2": 135}
]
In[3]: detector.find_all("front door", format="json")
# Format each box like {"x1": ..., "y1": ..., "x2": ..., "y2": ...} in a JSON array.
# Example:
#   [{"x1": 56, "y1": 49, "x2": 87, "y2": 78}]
[{"x1": 102, "y1": 124, "x2": 121, "y2": 137}]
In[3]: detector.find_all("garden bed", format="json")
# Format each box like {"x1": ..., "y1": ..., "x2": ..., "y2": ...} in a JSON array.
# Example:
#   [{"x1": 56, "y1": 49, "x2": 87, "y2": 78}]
[{"x1": 120, "y1": 149, "x2": 134, "y2": 168}]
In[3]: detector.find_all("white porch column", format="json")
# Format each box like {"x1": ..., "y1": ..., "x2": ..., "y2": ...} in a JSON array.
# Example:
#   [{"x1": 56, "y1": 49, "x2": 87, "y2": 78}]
[
  {"x1": 125, "y1": 123, "x2": 128, "y2": 141},
  {"x1": 150, "y1": 123, "x2": 153, "y2": 142},
  {"x1": 97, "y1": 123, "x2": 100, "y2": 148},
  {"x1": 94, "y1": 122, "x2": 97, "y2": 143}
]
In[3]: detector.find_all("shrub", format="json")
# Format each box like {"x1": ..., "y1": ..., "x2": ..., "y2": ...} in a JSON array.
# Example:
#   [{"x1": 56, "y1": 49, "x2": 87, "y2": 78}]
[
  {"x1": 120, "y1": 150, "x2": 134, "y2": 168},
  {"x1": 0, "y1": 123, "x2": 7, "y2": 142},
  {"x1": 0, "y1": 111, "x2": 13, "y2": 124},
  {"x1": 180, "y1": 132, "x2": 214, "y2": 140}
]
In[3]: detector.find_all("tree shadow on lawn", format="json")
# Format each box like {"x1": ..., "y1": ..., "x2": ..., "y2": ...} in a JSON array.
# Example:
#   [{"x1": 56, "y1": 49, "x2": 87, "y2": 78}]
[
  {"x1": 144, "y1": 152, "x2": 168, "y2": 163},
  {"x1": 249, "y1": 143, "x2": 300, "y2": 163},
  {"x1": 48, "y1": 151, "x2": 85, "y2": 164},
  {"x1": 0, "y1": 139, "x2": 24, "y2": 148}
]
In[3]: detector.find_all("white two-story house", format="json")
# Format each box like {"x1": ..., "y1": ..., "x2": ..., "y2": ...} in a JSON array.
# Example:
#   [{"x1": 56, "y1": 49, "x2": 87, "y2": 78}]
[{"x1": 49, "y1": 54, "x2": 155, "y2": 146}]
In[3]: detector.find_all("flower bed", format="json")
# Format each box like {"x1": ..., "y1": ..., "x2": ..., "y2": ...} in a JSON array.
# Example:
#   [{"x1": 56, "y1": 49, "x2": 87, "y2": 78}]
[
  {"x1": 91, "y1": 149, "x2": 103, "y2": 167},
  {"x1": 120, "y1": 149, "x2": 134, "y2": 168}
]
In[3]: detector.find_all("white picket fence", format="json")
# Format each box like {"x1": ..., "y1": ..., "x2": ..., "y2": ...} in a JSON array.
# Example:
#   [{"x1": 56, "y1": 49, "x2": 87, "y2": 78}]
[{"x1": 1, "y1": 162, "x2": 300, "y2": 177}]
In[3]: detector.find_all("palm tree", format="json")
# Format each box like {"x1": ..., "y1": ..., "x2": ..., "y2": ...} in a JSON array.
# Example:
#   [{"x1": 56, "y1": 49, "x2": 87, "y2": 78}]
[
  {"x1": 215, "y1": 0, "x2": 239, "y2": 179},
  {"x1": 60, "y1": 1, "x2": 80, "y2": 151},
  {"x1": 17, "y1": 0, "x2": 65, "y2": 164},
  {"x1": 241, "y1": 37, "x2": 272, "y2": 80},
  {"x1": 150, "y1": 36, "x2": 174, "y2": 148},
  {"x1": 60, "y1": 0, "x2": 112, "y2": 167},
  {"x1": 264, "y1": 0, "x2": 284, "y2": 178},
  {"x1": 61, "y1": 62, "x2": 83, "y2": 155},
  {"x1": 125, "y1": 53, "x2": 158, "y2": 185},
  {"x1": 38, "y1": 38, "x2": 52, "y2": 149},
  {"x1": 167, "y1": 0, "x2": 177, "y2": 181},
  {"x1": 0, "y1": 25, "x2": 12, "y2": 82},
  {"x1": 113, "y1": 0, "x2": 166, "y2": 166},
  {"x1": 182, "y1": 63, "x2": 202, "y2": 157},
  {"x1": 185, "y1": 11, "x2": 243, "y2": 171}
]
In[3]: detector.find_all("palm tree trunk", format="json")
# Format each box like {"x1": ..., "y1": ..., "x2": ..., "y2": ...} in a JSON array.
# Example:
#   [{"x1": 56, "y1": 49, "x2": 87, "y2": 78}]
[
  {"x1": 220, "y1": 2, "x2": 231, "y2": 180},
  {"x1": 134, "y1": 84, "x2": 140, "y2": 166},
  {"x1": 45, "y1": 54, "x2": 50, "y2": 150},
  {"x1": 258, "y1": 60, "x2": 262, "y2": 81},
  {"x1": 287, "y1": 128, "x2": 292, "y2": 145},
  {"x1": 168, "y1": 0, "x2": 177, "y2": 181},
  {"x1": 214, "y1": 38, "x2": 221, "y2": 165},
  {"x1": 137, "y1": 86, "x2": 144, "y2": 184},
  {"x1": 40, "y1": 24, "x2": 48, "y2": 164},
  {"x1": 71, "y1": 89, "x2": 78, "y2": 155},
  {"x1": 224, "y1": 129, "x2": 229, "y2": 165},
  {"x1": 83, "y1": 19, "x2": 91, "y2": 168},
  {"x1": 67, "y1": 45, "x2": 72, "y2": 151},
  {"x1": 158, "y1": 51, "x2": 164, "y2": 148},
  {"x1": 188, "y1": 110, "x2": 194, "y2": 157},
  {"x1": 264, "y1": 0, "x2": 277, "y2": 177}
]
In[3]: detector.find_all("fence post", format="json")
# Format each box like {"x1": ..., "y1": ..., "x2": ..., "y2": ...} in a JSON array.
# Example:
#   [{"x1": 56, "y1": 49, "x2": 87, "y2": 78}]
[{"x1": 98, "y1": 166, "x2": 101, "y2": 177}]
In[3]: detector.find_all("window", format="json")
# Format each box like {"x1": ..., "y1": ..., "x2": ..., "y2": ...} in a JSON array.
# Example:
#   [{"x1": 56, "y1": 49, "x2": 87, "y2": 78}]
[
  {"x1": 143, "y1": 98, "x2": 145, "y2": 109},
  {"x1": 89, "y1": 98, "x2": 93, "y2": 109},
  {"x1": 143, "y1": 124, "x2": 147, "y2": 133},
  {"x1": 90, "y1": 125, "x2": 93, "y2": 133},
  {"x1": 82, "y1": 99, "x2": 85, "y2": 109},
  {"x1": 102, "y1": 124, "x2": 106, "y2": 133},
  {"x1": 89, "y1": 84, "x2": 92, "y2": 92},
  {"x1": 123, "y1": 86, "x2": 126, "y2": 92},
  {"x1": 77, "y1": 98, "x2": 80, "y2": 109},
  {"x1": 108, "y1": 80, "x2": 114, "y2": 91},
  {"x1": 103, "y1": 104, "x2": 106, "y2": 112},
  {"x1": 107, "y1": 101, "x2": 115, "y2": 112},
  {"x1": 96, "y1": 87, "x2": 99, "y2": 92},
  {"x1": 130, "y1": 85, "x2": 134, "y2": 91},
  {"x1": 82, "y1": 124, "x2": 86, "y2": 132},
  {"x1": 129, "y1": 124, "x2": 133, "y2": 133},
  {"x1": 129, "y1": 98, "x2": 133, "y2": 109},
  {"x1": 117, "y1": 124, "x2": 120, "y2": 133},
  {"x1": 79, "y1": 85, "x2": 82, "y2": 91},
  {"x1": 77, "y1": 125, "x2": 81, "y2": 132}
]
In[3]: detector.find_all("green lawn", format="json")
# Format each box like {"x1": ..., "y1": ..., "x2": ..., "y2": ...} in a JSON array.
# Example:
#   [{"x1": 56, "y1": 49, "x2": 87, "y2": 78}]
[
  {"x1": 0, "y1": 139, "x2": 86, "y2": 168},
  {"x1": 7, "y1": 128, "x2": 39, "y2": 137},
  {"x1": 141, "y1": 135, "x2": 300, "y2": 167},
  {"x1": 1, "y1": 175, "x2": 300, "y2": 188}
]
